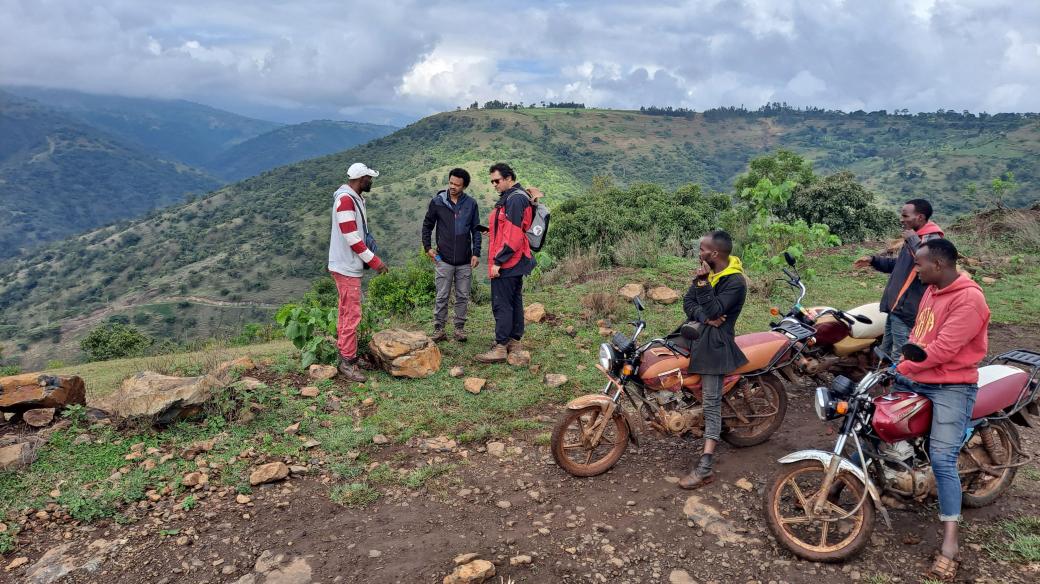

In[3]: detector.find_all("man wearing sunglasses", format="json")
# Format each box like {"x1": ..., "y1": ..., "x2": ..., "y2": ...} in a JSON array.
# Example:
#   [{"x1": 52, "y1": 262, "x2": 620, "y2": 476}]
[{"x1": 475, "y1": 163, "x2": 544, "y2": 364}]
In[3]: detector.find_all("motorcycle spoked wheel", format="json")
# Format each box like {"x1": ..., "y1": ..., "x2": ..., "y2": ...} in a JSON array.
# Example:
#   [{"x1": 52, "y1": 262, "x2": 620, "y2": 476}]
[
  {"x1": 764, "y1": 459, "x2": 877, "y2": 562},
  {"x1": 551, "y1": 406, "x2": 630, "y2": 477},
  {"x1": 721, "y1": 373, "x2": 788, "y2": 447},
  {"x1": 961, "y1": 419, "x2": 1020, "y2": 508}
]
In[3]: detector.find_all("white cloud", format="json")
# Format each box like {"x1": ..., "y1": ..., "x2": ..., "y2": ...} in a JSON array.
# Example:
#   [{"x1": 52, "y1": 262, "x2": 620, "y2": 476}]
[{"x1": 0, "y1": 0, "x2": 1038, "y2": 122}]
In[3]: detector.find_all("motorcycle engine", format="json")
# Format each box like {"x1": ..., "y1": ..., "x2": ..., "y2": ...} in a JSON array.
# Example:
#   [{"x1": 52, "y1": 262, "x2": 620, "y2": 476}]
[
  {"x1": 651, "y1": 392, "x2": 703, "y2": 436},
  {"x1": 880, "y1": 441, "x2": 936, "y2": 500}
]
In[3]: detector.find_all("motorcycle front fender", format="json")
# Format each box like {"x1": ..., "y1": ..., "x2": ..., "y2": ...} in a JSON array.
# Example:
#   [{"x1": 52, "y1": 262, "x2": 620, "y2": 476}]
[
  {"x1": 565, "y1": 394, "x2": 640, "y2": 447},
  {"x1": 778, "y1": 449, "x2": 891, "y2": 528}
]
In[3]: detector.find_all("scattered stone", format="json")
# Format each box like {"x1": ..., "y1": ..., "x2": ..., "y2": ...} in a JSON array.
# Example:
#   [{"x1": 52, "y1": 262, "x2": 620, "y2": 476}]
[
  {"x1": 236, "y1": 494, "x2": 252, "y2": 505},
  {"x1": 486, "y1": 442, "x2": 506, "y2": 457},
  {"x1": 361, "y1": 397, "x2": 375, "y2": 407},
  {"x1": 543, "y1": 374, "x2": 568, "y2": 388},
  {"x1": 237, "y1": 377, "x2": 266, "y2": 390},
  {"x1": 683, "y1": 494, "x2": 757, "y2": 544},
  {"x1": 496, "y1": 501, "x2": 512, "y2": 509},
  {"x1": 299, "y1": 387, "x2": 319, "y2": 398},
  {"x1": 449, "y1": 366, "x2": 465, "y2": 378},
  {"x1": 618, "y1": 283, "x2": 644, "y2": 301},
  {"x1": 425, "y1": 436, "x2": 457, "y2": 451},
  {"x1": 664, "y1": 476, "x2": 680, "y2": 484},
  {"x1": 308, "y1": 364, "x2": 337, "y2": 381},
  {"x1": 368, "y1": 550, "x2": 382, "y2": 558},
  {"x1": 463, "y1": 378, "x2": 486, "y2": 395},
  {"x1": 249, "y1": 462, "x2": 289, "y2": 486},
  {"x1": 182, "y1": 472, "x2": 208, "y2": 488},
  {"x1": 289, "y1": 465, "x2": 308, "y2": 475},
  {"x1": 301, "y1": 439, "x2": 321, "y2": 449},
  {"x1": 0, "y1": 439, "x2": 40, "y2": 471},
  {"x1": 565, "y1": 325, "x2": 577, "y2": 337},
  {"x1": 23, "y1": 408, "x2": 56, "y2": 427},
  {"x1": 735, "y1": 477, "x2": 754, "y2": 492},
  {"x1": 453, "y1": 553, "x2": 480, "y2": 566},
  {"x1": 524, "y1": 303, "x2": 547, "y2": 323},
  {"x1": 284, "y1": 422, "x2": 300, "y2": 435},
  {"x1": 372, "y1": 434, "x2": 390, "y2": 445},
  {"x1": 669, "y1": 569, "x2": 697, "y2": 584},
  {"x1": 0, "y1": 374, "x2": 86, "y2": 413},
  {"x1": 506, "y1": 350, "x2": 531, "y2": 367},
  {"x1": 242, "y1": 550, "x2": 312, "y2": 584},
  {"x1": 982, "y1": 276, "x2": 997, "y2": 284},
  {"x1": 92, "y1": 371, "x2": 221, "y2": 424},
  {"x1": 5, "y1": 557, "x2": 28, "y2": 571},
  {"x1": 598, "y1": 326, "x2": 613, "y2": 338},
  {"x1": 176, "y1": 536, "x2": 190, "y2": 546},
  {"x1": 509, "y1": 555, "x2": 532, "y2": 566},
  {"x1": 443, "y1": 559, "x2": 495, "y2": 584},
  {"x1": 648, "y1": 286, "x2": 680, "y2": 305},
  {"x1": 212, "y1": 357, "x2": 256, "y2": 383},
  {"x1": 369, "y1": 330, "x2": 442, "y2": 378}
]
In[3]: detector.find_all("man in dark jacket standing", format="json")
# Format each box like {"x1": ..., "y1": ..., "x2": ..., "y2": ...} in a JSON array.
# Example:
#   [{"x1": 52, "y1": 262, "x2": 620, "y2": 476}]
[
  {"x1": 422, "y1": 168, "x2": 481, "y2": 342},
  {"x1": 679, "y1": 230, "x2": 748, "y2": 490},
  {"x1": 854, "y1": 199, "x2": 944, "y2": 362},
  {"x1": 475, "y1": 163, "x2": 544, "y2": 364}
]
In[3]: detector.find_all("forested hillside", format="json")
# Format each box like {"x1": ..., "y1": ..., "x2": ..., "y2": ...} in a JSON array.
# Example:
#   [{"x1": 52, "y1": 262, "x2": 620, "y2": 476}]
[
  {"x1": 1, "y1": 106, "x2": 1037, "y2": 366},
  {"x1": 0, "y1": 91, "x2": 221, "y2": 257}
]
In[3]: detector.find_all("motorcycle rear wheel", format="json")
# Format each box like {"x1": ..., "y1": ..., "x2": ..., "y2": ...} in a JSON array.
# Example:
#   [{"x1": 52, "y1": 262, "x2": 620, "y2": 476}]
[
  {"x1": 722, "y1": 373, "x2": 788, "y2": 447},
  {"x1": 764, "y1": 459, "x2": 876, "y2": 562},
  {"x1": 962, "y1": 419, "x2": 1020, "y2": 508},
  {"x1": 551, "y1": 406, "x2": 630, "y2": 477}
]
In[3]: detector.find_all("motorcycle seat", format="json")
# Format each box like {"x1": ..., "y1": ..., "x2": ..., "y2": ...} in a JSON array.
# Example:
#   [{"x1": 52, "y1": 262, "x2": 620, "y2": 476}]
[
  {"x1": 973, "y1": 365, "x2": 1030, "y2": 419},
  {"x1": 848, "y1": 303, "x2": 886, "y2": 339}
]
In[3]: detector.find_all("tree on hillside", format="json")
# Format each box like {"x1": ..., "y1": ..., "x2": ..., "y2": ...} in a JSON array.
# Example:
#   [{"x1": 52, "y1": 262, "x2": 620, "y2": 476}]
[
  {"x1": 80, "y1": 322, "x2": 154, "y2": 361},
  {"x1": 732, "y1": 149, "x2": 815, "y2": 194}
]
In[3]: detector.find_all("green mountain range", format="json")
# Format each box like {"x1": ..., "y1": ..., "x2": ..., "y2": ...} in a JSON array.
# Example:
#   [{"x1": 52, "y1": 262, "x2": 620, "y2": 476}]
[
  {"x1": 1, "y1": 106, "x2": 1037, "y2": 367},
  {"x1": 208, "y1": 119, "x2": 397, "y2": 180},
  {"x1": 1, "y1": 88, "x2": 398, "y2": 256}
]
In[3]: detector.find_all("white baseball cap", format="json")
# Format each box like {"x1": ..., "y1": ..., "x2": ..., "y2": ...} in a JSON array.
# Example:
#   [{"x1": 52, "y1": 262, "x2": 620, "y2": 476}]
[{"x1": 347, "y1": 162, "x2": 379, "y2": 179}]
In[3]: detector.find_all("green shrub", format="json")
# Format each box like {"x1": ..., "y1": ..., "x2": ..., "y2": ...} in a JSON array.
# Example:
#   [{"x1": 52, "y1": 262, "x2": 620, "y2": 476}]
[
  {"x1": 79, "y1": 323, "x2": 154, "y2": 361},
  {"x1": 275, "y1": 277, "x2": 385, "y2": 367},
  {"x1": 367, "y1": 253, "x2": 436, "y2": 314}
]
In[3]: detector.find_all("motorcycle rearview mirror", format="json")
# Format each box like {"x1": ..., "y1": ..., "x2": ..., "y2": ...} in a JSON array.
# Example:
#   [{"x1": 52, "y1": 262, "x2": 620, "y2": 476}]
[
  {"x1": 852, "y1": 314, "x2": 873, "y2": 325},
  {"x1": 783, "y1": 252, "x2": 796, "y2": 267},
  {"x1": 634, "y1": 297, "x2": 645, "y2": 312},
  {"x1": 901, "y1": 343, "x2": 928, "y2": 363}
]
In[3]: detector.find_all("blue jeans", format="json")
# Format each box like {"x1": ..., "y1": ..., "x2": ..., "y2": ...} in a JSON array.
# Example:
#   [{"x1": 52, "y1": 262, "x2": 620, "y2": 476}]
[
  {"x1": 893, "y1": 374, "x2": 977, "y2": 522},
  {"x1": 880, "y1": 315, "x2": 912, "y2": 363}
]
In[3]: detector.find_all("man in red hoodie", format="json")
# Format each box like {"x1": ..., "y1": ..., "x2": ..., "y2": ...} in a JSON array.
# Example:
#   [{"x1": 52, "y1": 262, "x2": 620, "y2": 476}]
[
  {"x1": 894, "y1": 238, "x2": 990, "y2": 581},
  {"x1": 855, "y1": 199, "x2": 944, "y2": 362}
]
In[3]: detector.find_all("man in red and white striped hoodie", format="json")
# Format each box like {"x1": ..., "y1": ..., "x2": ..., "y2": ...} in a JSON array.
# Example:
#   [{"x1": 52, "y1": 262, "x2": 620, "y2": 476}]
[{"x1": 328, "y1": 162, "x2": 388, "y2": 382}]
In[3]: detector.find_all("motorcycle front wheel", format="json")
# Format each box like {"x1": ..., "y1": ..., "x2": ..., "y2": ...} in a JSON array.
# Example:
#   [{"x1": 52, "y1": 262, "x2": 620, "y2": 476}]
[
  {"x1": 551, "y1": 406, "x2": 630, "y2": 477},
  {"x1": 764, "y1": 459, "x2": 876, "y2": 562}
]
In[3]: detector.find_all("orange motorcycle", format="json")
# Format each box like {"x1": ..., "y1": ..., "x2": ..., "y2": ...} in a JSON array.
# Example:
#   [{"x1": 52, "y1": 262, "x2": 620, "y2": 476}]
[{"x1": 551, "y1": 291, "x2": 816, "y2": 477}]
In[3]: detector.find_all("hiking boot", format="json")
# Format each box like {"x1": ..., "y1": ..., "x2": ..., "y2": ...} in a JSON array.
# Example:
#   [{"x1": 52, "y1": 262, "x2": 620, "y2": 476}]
[
  {"x1": 453, "y1": 328, "x2": 468, "y2": 342},
  {"x1": 431, "y1": 327, "x2": 447, "y2": 342},
  {"x1": 475, "y1": 343, "x2": 508, "y2": 363},
  {"x1": 505, "y1": 339, "x2": 522, "y2": 354},
  {"x1": 678, "y1": 455, "x2": 715, "y2": 490},
  {"x1": 337, "y1": 357, "x2": 367, "y2": 383}
]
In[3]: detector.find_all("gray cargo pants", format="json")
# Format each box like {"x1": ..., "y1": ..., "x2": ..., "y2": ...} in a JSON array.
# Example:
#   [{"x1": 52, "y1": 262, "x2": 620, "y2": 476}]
[{"x1": 434, "y1": 261, "x2": 472, "y2": 330}]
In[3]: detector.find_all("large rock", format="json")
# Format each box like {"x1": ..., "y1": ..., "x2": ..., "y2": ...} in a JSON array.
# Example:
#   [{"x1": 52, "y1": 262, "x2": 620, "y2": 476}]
[
  {"x1": 443, "y1": 559, "x2": 495, "y2": 584},
  {"x1": 249, "y1": 462, "x2": 289, "y2": 486},
  {"x1": 618, "y1": 283, "x2": 644, "y2": 301},
  {"x1": 0, "y1": 374, "x2": 85, "y2": 413},
  {"x1": 307, "y1": 364, "x2": 337, "y2": 381},
  {"x1": 544, "y1": 374, "x2": 569, "y2": 388},
  {"x1": 369, "y1": 330, "x2": 442, "y2": 378},
  {"x1": 92, "y1": 372, "x2": 221, "y2": 424},
  {"x1": 648, "y1": 286, "x2": 680, "y2": 305},
  {"x1": 24, "y1": 538, "x2": 123, "y2": 584},
  {"x1": 463, "y1": 378, "x2": 486, "y2": 394},
  {"x1": 212, "y1": 357, "x2": 256, "y2": 384},
  {"x1": 524, "y1": 303, "x2": 547, "y2": 324}
]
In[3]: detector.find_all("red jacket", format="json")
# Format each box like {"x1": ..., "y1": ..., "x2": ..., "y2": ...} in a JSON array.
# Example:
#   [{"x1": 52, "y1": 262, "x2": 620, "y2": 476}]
[
  {"x1": 488, "y1": 185, "x2": 533, "y2": 277},
  {"x1": 897, "y1": 274, "x2": 990, "y2": 385}
]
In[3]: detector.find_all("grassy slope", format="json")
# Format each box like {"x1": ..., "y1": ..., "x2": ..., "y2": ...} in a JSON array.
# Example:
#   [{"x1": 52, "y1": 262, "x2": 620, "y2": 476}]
[
  {"x1": 0, "y1": 245, "x2": 1036, "y2": 540},
  {"x1": 2, "y1": 108, "x2": 1038, "y2": 366}
]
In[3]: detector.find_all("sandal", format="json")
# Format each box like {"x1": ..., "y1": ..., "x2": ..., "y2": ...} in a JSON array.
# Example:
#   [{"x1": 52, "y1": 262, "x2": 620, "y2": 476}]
[{"x1": 925, "y1": 551, "x2": 959, "y2": 582}]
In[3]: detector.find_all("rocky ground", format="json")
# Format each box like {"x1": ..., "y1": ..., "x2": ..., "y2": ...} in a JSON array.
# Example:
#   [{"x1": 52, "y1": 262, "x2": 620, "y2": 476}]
[{"x1": 2, "y1": 325, "x2": 1040, "y2": 584}]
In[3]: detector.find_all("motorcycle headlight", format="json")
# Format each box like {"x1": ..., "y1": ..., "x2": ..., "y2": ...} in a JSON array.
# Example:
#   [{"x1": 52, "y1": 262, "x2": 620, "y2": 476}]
[
  {"x1": 814, "y1": 387, "x2": 832, "y2": 421},
  {"x1": 598, "y1": 343, "x2": 617, "y2": 371}
]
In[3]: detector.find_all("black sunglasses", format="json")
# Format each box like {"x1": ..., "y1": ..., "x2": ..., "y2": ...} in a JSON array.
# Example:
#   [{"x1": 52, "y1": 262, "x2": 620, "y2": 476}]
[{"x1": 491, "y1": 178, "x2": 502, "y2": 185}]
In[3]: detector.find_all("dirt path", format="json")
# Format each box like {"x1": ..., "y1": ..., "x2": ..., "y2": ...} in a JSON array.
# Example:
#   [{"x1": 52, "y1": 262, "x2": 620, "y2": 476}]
[{"x1": 6, "y1": 324, "x2": 1040, "y2": 584}]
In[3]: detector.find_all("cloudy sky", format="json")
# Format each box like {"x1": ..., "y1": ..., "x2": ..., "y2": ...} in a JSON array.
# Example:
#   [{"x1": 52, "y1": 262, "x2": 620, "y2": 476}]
[{"x1": 2, "y1": 0, "x2": 1038, "y2": 124}]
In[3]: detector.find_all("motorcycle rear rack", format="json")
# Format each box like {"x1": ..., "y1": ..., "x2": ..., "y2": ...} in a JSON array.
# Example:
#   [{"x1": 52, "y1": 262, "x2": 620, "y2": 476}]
[{"x1": 988, "y1": 349, "x2": 1040, "y2": 371}]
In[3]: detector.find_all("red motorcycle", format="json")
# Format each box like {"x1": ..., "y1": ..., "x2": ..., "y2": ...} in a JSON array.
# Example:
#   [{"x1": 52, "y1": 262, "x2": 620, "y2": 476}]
[{"x1": 763, "y1": 345, "x2": 1039, "y2": 561}]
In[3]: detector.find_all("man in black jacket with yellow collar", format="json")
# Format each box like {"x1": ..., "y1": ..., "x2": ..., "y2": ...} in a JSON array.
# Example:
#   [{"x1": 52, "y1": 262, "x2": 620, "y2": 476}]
[{"x1": 679, "y1": 230, "x2": 748, "y2": 490}]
